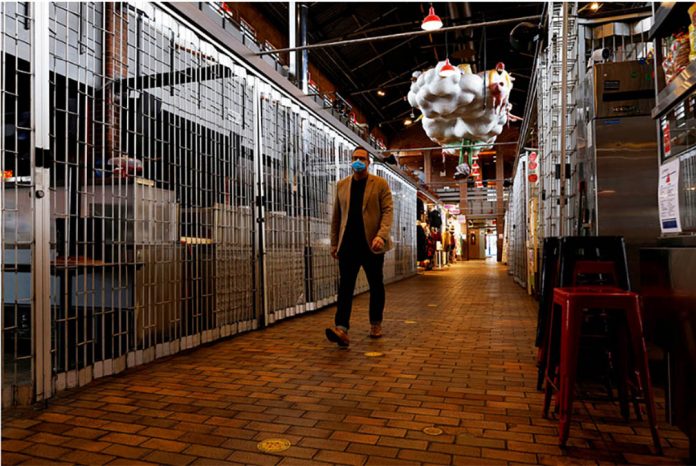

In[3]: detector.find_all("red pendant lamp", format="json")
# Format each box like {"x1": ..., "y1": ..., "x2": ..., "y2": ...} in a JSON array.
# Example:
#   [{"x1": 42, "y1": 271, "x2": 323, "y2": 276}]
[
  {"x1": 439, "y1": 58, "x2": 457, "y2": 77},
  {"x1": 421, "y1": 6, "x2": 443, "y2": 31}
]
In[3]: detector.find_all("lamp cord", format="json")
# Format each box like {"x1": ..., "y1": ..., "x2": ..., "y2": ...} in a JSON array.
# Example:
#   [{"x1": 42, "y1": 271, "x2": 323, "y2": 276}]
[
  {"x1": 482, "y1": 18, "x2": 487, "y2": 109},
  {"x1": 483, "y1": 18, "x2": 487, "y2": 71},
  {"x1": 445, "y1": 16, "x2": 448, "y2": 59}
]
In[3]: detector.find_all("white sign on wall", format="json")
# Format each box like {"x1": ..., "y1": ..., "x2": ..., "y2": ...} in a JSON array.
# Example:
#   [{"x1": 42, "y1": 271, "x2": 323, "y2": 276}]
[{"x1": 658, "y1": 158, "x2": 681, "y2": 234}]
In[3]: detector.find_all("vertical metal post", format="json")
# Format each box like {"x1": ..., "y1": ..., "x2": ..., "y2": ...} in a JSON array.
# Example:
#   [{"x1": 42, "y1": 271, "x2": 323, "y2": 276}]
[
  {"x1": 651, "y1": 2, "x2": 663, "y2": 167},
  {"x1": 424, "y1": 150, "x2": 432, "y2": 184},
  {"x1": 32, "y1": 168, "x2": 51, "y2": 402},
  {"x1": 0, "y1": 4, "x2": 4, "y2": 384},
  {"x1": 559, "y1": 2, "x2": 568, "y2": 236},
  {"x1": 577, "y1": 22, "x2": 588, "y2": 236},
  {"x1": 32, "y1": 1, "x2": 52, "y2": 403},
  {"x1": 334, "y1": 139, "x2": 340, "y2": 181},
  {"x1": 289, "y1": 0, "x2": 297, "y2": 84},
  {"x1": 299, "y1": 3, "x2": 309, "y2": 94},
  {"x1": 496, "y1": 152, "x2": 504, "y2": 262},
  {"x1": 253, "y1": 81, "x2": 268, "y2": 328},
  {"x1": 459, "y1": 183, "x2": 468, "y2": 260}
]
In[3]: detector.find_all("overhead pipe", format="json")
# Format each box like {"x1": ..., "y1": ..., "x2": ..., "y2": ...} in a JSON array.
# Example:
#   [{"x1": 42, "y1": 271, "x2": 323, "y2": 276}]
[
  {"x1": 349, "y1": 7, "x2": 399, "y2": 37},
  {"x1": 379, "y1": 60, "x2": 430, "y2": 87},
  {"x1": 349, "y1": 79, "x2": 412, "y2": 96},
  {"x1": 337, "y1": 19, "x2": 421, "y2": 41},
  {"x1": 577, "y1": 7, "x2": 651, "y2": 25},
  {"x1": 255, "y1": 14, "x2": 543, "y2": 56},
  {"x1": 380, "y1": 141, "x2": 522, "y2": 152},
  {"x1": 353, "y1": 36, "x2": 418, "y2": 72},
  {"x1": 313, "y1": 43, "x2": 387, "y2": 120}
]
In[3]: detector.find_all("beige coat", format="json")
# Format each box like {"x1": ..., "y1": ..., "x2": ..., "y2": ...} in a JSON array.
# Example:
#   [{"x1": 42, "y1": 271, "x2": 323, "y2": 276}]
[{"x1": 330, "y1": 173, "x2": 393, "y2": 254}]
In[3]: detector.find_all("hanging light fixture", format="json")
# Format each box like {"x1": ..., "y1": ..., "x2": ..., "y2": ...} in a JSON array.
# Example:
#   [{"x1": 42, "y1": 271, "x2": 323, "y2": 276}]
[
  {"x1": 377, "y1": 89, "x2": 386, "y2": 97},
  {"x1": 404, "y1": 118, "x2": 413, "y2": 126},
  {"x1": 439, "y1": 58, "x2": 457, "y2": 78},
  {"x1": 421, "y1": 5, "x2": 443, "y2": 31},
  {"x1": 578, "y1": 2, "x2": 602, "y2": 13}
]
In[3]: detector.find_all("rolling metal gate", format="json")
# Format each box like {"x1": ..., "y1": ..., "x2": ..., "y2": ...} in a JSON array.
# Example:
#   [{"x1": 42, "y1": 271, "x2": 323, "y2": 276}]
[
  {"x1": 537, "y1": 2, "x2": 579, "y2": 238},
  {"x1": 375, "y1": 165, "x2": 417, "y2": 284},
  {"x1": 1, "y1": 2, "x2": 418, "y2": 407},
  {"x1": 505, "y1": 154, "x2": 528, "y2": 288}
]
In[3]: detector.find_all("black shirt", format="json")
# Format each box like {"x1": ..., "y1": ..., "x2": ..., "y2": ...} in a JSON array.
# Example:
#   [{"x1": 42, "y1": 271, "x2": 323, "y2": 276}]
[
  {"x1": 340, "y1": 176, "x2": 370, "y2": 255},
  {"x1": 428, "y1": 209, "x2": 442, "y2": 228}
]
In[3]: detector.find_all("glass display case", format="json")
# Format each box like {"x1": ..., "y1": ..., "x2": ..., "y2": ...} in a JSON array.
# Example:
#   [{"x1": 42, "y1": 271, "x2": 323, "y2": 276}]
[
  {"x1": 658, "y1": 90, "x2": 696, "y2": 162},
  {"x1": 651, "y1": 37, "x2": 696, "y2": 236}
]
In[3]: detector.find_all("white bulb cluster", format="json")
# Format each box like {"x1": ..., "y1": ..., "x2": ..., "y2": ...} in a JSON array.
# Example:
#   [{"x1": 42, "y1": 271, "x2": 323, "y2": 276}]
[{"x1": 407, "y1": 62, "x2": 515, "y2": 145}]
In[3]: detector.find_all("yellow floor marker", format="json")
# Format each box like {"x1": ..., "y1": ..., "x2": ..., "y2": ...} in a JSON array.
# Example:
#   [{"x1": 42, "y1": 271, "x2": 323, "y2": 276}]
[
  {"x1": 364, "y1": 352, "x2": 384, "y2": 357},
  {"x1": 423, "y1": 427, "x2": 444, "y2": 436},
  {"x1": 257, "y1": 438, "x2": 291, "y2": 453}
]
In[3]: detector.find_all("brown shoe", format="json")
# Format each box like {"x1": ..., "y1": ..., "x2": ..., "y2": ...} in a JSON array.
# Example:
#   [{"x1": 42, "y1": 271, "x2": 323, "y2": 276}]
[
  {"x1": 325, "y1": 327, "x2": 350, "y2": 347},
  {"x1": 369, "y1": 324, "x2": 383, "y2": 339}
]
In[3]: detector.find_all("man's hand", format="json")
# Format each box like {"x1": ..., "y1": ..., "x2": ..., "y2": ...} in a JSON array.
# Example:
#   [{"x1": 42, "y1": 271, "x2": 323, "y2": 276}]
[
  {"x1": 371, "y1": 236, "x2": 385, "y2": 252},
  {"x1": 331, "y1": 246, "x2": 338, "y2": 260}
]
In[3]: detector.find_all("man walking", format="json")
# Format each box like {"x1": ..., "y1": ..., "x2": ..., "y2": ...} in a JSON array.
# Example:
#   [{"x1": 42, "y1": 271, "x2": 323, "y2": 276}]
[{"x1": 326, "y1": 146, "x2": 393, "y2": 347}]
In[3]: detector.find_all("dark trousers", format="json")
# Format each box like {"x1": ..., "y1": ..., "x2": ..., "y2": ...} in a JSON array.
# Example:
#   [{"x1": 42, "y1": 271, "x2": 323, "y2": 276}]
[{"x1": 336, "y1": 249, "x2": 385, "y2": 330}]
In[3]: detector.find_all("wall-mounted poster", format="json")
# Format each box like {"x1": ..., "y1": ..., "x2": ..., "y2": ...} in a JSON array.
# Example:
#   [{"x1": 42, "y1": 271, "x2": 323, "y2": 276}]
[{"x1": 658, "y1": 158, "x2": 681, "y2": 234}]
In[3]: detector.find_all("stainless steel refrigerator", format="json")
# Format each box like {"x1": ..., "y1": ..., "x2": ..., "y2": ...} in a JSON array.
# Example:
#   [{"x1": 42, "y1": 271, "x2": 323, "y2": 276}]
[{"x1": 580, "y1": 61, "x2": 661, "y2": 288}]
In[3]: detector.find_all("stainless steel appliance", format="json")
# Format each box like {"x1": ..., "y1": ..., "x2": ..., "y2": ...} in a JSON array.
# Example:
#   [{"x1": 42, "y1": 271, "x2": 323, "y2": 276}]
[{"x1": 581, "y1": 61, "x2": 660, "y2": 288}]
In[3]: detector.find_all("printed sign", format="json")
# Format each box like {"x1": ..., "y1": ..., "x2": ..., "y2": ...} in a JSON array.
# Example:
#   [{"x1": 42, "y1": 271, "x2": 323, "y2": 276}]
[{"x1": 658, "y1": 158, "x2": 681, "y2": 233}]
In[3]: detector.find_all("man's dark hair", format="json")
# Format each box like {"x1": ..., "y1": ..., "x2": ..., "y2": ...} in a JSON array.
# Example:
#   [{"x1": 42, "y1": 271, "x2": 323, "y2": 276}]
[{"x1": 352, "y1": 146, "x2": 369, "y2": 156}]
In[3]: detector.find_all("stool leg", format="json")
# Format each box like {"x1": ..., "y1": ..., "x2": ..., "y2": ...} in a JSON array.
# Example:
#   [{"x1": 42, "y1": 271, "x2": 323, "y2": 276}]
[
  {"x1": 542, "y1": 367, "x2": 554, "y2": 419},
  {"x1": 614, "y1": 322, "x2": 632, "y2": 421},
  {"x1": 631, "y1": 369, "x2": 644, "y2": 422},
  {"x1": 558, "y1": 297, "x2": 584, "y2": 447},
  {"x1": 537, "y1": 347, "x2": 546, "y2": 392},
  {"x1": 543, "y1": 302, "x2": 559, "y2": 419},
  {"x1": 626, "y1": 297, "x2": 662, "y2": 455}
]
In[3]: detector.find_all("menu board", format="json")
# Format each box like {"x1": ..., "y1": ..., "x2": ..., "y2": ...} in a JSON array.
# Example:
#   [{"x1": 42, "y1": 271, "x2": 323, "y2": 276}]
[{"x1": 658, "y1": 158, "x2": 682, "y2": 234}]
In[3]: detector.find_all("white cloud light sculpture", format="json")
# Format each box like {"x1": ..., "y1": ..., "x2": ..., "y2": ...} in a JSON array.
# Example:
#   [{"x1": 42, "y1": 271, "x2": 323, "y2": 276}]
[{"x1": 407, "y1": 61, "x2": 515, "y2": 145}]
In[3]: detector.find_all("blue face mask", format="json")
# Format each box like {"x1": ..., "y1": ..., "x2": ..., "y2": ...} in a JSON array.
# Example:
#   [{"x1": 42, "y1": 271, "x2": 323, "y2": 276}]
[{"x1": 351, "y1": 159, "x2": 367, "y2": 173}]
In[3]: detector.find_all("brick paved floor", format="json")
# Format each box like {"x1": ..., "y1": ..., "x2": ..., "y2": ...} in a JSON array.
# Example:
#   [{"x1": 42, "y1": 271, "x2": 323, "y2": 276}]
[{"x1": 2, "y1": 260, "x2": 689, "y2": 465}]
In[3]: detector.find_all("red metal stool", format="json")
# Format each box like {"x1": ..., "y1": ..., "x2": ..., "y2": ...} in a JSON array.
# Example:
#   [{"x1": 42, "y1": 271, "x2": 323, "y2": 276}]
[
  {"x1": 544, "y1": 286, "x2": 662, "y2": 453},
  {"x1": 538, "y1": 260, "x2": 620, "y2": 396}
]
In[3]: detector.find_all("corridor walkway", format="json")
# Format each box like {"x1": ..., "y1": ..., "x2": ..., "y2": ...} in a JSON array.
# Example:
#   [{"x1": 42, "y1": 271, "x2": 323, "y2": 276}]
[{"x1": 2, "y1": 261, "x2": 688, "y2": 465}]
